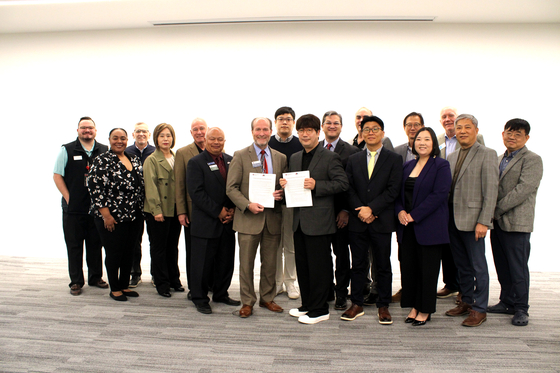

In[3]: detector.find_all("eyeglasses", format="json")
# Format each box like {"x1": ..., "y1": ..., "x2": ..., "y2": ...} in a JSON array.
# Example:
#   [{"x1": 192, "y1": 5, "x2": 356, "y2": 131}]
[
  {"x1": 362, "y1": 127, "x2": 382, "y2": 134},
  {"x1": 297, "y1": 128, "x2": 317, "y2": 135},
  {"x1": 504, "y1": 131, "x2": 526, "y2": 140},
  {"x1": 277, "y1": 117, "x2": 294, "y2": 123},
  {"x1": 405, "y1": 123, "x2": 422, "y2": 129}
]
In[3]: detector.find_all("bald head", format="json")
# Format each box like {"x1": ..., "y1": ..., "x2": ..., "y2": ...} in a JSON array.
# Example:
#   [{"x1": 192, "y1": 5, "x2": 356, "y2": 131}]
[
  {"x1": 191, "y1": 118, "x2": 208, "y2": 148},
  {"x1": 205, "y1": 127, "x2": 225, "y2": 156},
  {"x1": 440, "y1": 106, "x2": 458, "y2": 137},
  {"x1": 355, "y1": 107, "x2": 373, "y2": 131}
]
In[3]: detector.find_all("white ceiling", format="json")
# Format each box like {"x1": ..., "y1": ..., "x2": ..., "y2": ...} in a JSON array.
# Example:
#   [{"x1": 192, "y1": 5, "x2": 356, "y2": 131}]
[{"x1": 1, "y1": 0, "x2": 559, "y2": 34}]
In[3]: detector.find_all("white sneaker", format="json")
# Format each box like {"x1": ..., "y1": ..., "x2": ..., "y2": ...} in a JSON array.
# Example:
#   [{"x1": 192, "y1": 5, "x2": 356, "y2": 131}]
[
  {"x1": 289, "y1": 308, "x2": 308, "y2": 318},
  {"x1": 276, "y1": 284, "x2": 285, "y2": 296},
  {"x1": 287, "y1": 283, "x2": 300, "y2": 299},
  {"x1": 298, "y1": 313, "x2": 330, "y2": 324}
]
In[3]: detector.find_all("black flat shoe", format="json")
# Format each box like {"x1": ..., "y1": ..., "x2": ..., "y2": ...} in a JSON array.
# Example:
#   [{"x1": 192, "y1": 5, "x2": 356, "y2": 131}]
[
  {"x1": 122, "y1": 290, "x2": 139, "y2": 297},
  {"x1": 158, "y1": 291, "x2": 171, "y2": 298},
  {"x1": 110, "y1": 292, "x2": 127, "y2": 301},
  {"x1": 412, "y1": 314, "x2": 431, "y2": 326},
  {"x1": 405, "y1": 317, "x2": 416, "y2": 323},
  {"x1": 173, "y1": 286, "x2": 185, "y2": 292}
]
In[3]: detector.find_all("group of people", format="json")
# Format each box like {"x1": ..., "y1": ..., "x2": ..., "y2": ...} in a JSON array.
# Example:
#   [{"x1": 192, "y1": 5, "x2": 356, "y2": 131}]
[{"x1": 53, "y1": 105, "x2": 542, "y2": 328}]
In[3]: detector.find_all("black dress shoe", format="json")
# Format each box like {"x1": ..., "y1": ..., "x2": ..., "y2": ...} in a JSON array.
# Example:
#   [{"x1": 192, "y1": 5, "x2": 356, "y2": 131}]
[
  {"x1": 412, "y1": 314, "x2": 431, "y2": 326},
  {"x1": 122, "y1": 290, "x2": 139, "y2": 297},
  {"x1": 110, "y1": 292, "x2": 127, "y2": 301},
  {"x1": 187, "y1": 291, "x2": 192, "y2": 300},
  {"x1": 173, "y1": 286, "x2": 185, "y2": 292},
  {"x1": 158, "y1": 291, "x2": 171, "y2": 298},
  {"x1": 335, "y1": 296, "x2": 347, "y2": 310},
  {"x1": 196, "y1": 303, "x2": 212, "y2": 314},
  {"x1": 405, "y1": 317, "x2": 415, "y2": 323},
  {"x1": 363, "y1": 293, "x2": 378, "y2": 306},
  {"x1": 213, "y1": 297, "x2": 241, "y2": 306}
]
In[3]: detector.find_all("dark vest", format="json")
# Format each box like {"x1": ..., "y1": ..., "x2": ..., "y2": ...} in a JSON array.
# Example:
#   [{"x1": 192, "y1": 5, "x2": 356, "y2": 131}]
[{"x1": 62, "y1": 138, "x2": 108, "y2": 214}]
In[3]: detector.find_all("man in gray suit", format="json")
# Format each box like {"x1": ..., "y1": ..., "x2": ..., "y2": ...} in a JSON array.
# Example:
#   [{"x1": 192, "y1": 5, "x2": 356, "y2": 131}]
[
  {"x1": 226, "y1": 117, "x2": 288, "y2": 318},
  {"x1": 394, "y1": 112, "x2": 425, "y2": 164},
  {"x1": 436, "y1": 106, "x2": 485, "y2": 301},
  {"x1": 282, "y1": 114, "x2": 349, "y2": 324},
  {"x1": 445, "y1": 114, "x2": 499, "y2": 327},
  {"x1": 488, "y1": 118, "x2": 543, "y2": 326}
]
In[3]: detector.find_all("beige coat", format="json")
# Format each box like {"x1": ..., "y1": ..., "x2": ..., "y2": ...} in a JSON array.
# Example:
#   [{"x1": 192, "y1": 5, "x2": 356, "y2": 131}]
[
  {"x1": 144, "y1": 149, "x2": 177, "y2": 217},
  {"x1": 174, "y1": 142, "x2": 200, "y2": 218}
]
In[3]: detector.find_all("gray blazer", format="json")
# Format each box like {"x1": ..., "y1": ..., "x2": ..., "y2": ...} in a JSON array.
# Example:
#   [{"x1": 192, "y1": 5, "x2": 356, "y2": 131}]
[
  {"x1": 393, "y1": 143, "x2": 409, "y2": 164},
  {"x1": 438, "y1": 133, "x2": 485, "y2": 159},
  {"x1": 448, "y1": 141, "x2": 499, "y2": 231},
  {"x1": 494, "y1": 146, "x2": 543, "y2": 232},
  {"x1": 289, "y1": 145, "x2": 349, "y2": 236}
]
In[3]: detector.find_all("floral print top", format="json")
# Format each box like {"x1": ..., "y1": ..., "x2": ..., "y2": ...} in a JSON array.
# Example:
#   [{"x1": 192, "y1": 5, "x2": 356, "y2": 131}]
[{"x1": 87, "y1": 150, "x2": 144, "y2": 222}]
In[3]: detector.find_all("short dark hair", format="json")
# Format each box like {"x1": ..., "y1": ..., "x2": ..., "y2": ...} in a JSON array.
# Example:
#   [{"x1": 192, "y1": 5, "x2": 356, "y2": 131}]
[
  {"x1": 296, "y1": 114, "x2": 321, "y2": 132},
  {"x1": 504, "y1": 118, "x2": 531, "y2": 135},
  {"x1": 153, "y1": 123, "x2": 176, "y2": 150},
  {"x1": 109, "y1": 128, "x2": 128, "y2": 137},
  {"x1": 275, "y1": 107, "x2": 296, "y2": 121},
  {"x1": 403, "y1": 112, "x2": 424, "y2": 127},
  {"x1": 322, "y1": 111, "x2": 343, "y2": 126},
  {"x1": 411, "y1": 127, "x2": 440, "y2": 157},
  {"x1": 360, "y1": 115, "x2": 384, "y2": 131},
  {"x1": 78, "y1": 116, "x2": 95, "y2": 127}
]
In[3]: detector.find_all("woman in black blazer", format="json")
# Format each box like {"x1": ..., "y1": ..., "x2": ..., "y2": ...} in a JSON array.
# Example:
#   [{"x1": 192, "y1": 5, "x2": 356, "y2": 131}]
[{"x1": 395, "y1": 127, "x2": 452, "y2": 325}]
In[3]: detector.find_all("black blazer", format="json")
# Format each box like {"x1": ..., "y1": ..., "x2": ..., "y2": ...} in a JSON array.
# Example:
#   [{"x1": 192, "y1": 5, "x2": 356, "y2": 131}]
[
  {"x1": 187, "y1": 150, "x2": 234, "y2": 239},
  {"x1": 290, "y1": 145, "x2": 349, "y2": 236},
  {"x1": 346, "y1": 146, "x2": 403, "y2": 234}
]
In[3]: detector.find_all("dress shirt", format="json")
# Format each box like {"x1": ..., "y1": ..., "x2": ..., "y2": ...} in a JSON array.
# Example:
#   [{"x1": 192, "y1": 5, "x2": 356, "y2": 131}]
[
  {"x1": 445, "y1": 135, "x2": 458, "y2": 159},
  {"x1": 253, "y1": 143, "x2": 273, "y2": 174},
  {"x1": 323, "y1": 137, "x2": 340, "y2": 151},
  {"x1": 499, "y1": 149, "x2": 522, "y2": 176},
  {"x1": 274, "y1": 134, "x2": 294, "y2": 143}
]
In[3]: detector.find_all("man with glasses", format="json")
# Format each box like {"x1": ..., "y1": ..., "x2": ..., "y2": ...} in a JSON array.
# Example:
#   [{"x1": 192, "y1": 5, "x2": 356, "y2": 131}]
[
  {"x1": 344, "y1": 116, "x2": 402, "y2": 324},
  {"x1": 319, "y1": 111, "x2": 360, "y2": 311},
  {"x1": 268, "y1": 107, "x2": 303, "y2": 300},
  {"x1": 125, "y1": 122, "x2": 156, "y2": 287},
  {"x1": 352, "y1": 107, "x2": 394, "y2": 151}
]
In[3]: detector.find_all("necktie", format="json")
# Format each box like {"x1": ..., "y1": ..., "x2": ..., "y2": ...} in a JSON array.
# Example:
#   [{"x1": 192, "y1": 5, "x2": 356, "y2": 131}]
[
  {"x1": 368, "y1": 151, "x2": 377, "y2": 178},
  {"x1": 260, "y1": 150, "x2": 268, "y2": 174},
  {"x1": 326, "y1": 143, "x2": 333, "y2": 151},
  {"x1": 215, "y1": 155, "x2": 227, "y2": 180}
]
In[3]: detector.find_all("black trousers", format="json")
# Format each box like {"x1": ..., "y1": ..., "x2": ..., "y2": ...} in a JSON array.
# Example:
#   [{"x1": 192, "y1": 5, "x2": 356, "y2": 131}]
[
  {"x1": 190, "y1": 228, "x2": 235, "y2": 306},
  {"x1": 490, "y1": 224, "x2": 531, "y2": 313},
  {"x1": 331, "y1": 225, "x2": 351, "y2": 299},
  {"x1": 294, "y1": 226, "x2": 333, "y2": 317},
  {"x1": 441, "y1": 243, "x2": 459, "y2": 291},
  {"x1": 400, "y1": 225, "x2": 443, "y2": 314},
  {"x1": 146, "y1": 213, "x2": 182, "y2": 293},
  {"x1": 95, "y1": 218, "x2": 141, "y2": 292},
  {"x1": 130, "y1": 216, "x2": 146, "y2": 277},
  {"x1": 349, "y1": 228, "x2": 392, "y2": 307},
  {"x1": 63, "y1": 212, "x2": 103, "y2": 287}
]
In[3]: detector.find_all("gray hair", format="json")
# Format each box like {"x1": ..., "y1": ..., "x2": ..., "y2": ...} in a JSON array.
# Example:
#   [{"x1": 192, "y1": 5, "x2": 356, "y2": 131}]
[
  {"x1": 322, "y1": 110, "x2": 343, "y2": 126},
  {"x1": 251, "y1": 117, "x2": 273, "y2": 130},
  {"x1": 455, "y1": 114, "x2": 478, "y2": 128}
]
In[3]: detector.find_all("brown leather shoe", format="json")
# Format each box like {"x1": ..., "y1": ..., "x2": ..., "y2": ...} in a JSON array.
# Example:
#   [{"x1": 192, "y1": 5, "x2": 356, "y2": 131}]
[
  {"x1": 455, "y1": 292, "x2": 462, "y2": 305},
  {"x1": 92, "y1": 279, "x2": 109, "y2": 289},
  {"x1": 391, "y1": 289, "x2": 402, "y2": 303},
  {"x1": 445, "y1": 301, "x2": 472, "y2": 316},
  {"x1": 259, "y1": 301, "x2": 283, "y2": 313},
  {"x1": 377, "y1": 306, "x2": 393, "y2": 324},
  {"x1": 238, "y1": 305, "x2": 253, "y2": 318},
  {"x1": 437, "y1": 287, "x2": 459, "y2": 299},
  {"x1": 462, "y1": 309, "x2": 487, "y2": 327},
  {"x1": 341, "y1": 304, "x2": 365, "y2": 321},
  {"x1": 70, "y1": 284, "x2": 82, "y2": 296}
]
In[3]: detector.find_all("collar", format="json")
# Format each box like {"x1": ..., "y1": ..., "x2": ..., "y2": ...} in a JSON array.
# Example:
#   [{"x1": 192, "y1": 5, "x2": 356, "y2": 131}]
[
  {"x1": 504, "y1": 148, "x2": 522, "y2": 158},
  {"x1": 324, "y1": 137, "x2": 340, "y2": 150},
  {"x1": 253, "y1": 143, "x2": 270, "y2": 156},
  {"x1": 275, "y1": 134, "x2": 294, "y2": 143}
]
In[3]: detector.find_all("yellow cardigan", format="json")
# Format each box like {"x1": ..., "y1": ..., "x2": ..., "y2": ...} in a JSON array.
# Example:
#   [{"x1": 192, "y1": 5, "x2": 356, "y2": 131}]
[{"x1": 143, "y1": 149, "x2": 176, "y2": 217}]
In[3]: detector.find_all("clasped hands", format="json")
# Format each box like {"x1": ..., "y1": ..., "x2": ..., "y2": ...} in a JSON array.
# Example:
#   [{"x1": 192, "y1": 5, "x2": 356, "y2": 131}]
[
  {"x1": 218, "y1": 207, "x2": 235, "y2": 224},
  {"x1": 397, "y1": 210, "x2": 415, "y2": 226},
  {"x1": 356, "y1": 206, "x2": 376, "y2": 224}
]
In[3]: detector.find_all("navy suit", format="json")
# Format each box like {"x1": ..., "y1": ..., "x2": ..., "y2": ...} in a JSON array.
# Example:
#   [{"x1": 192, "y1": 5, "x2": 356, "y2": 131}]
[
  {"x1": 187, "y1": 150, "x2": 236, "y2": 306},
  {"x1": 395, "y1": 157, "x2": 452, "y2": 313},
  {"x1": 346, "y1": 146, "x2": 402, "y2": 307}
]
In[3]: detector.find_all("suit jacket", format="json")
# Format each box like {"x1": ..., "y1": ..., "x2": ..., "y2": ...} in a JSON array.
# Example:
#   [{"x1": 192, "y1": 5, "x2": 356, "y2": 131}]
[
  {"x1": 187, "y1": 150, "x2": 235, "y2": 239},
  {"x1": 448, "y1": 141, "x2": 499, "y2": 231},
  {"x1": 289, "y1": 145, "x2": 349, "y2": 236},
  {"x1": 175, "y1": 142, "x2": 200, "y2": 218},
  {"x1": 143, "y1": 149, "x2": 177, "y2": 217},
  {"x1": 437, "y1": 133, "x2": 485, "y2": 159},
  {"x1": 346, "y1": 146, "x2": 403, "y2": 234},
  {"x1": 226, "y1": 144, "x2": 287, "y2": 235},
  {"x1": 395, "y1": 157, "x2": 452, "y2": 246},
  {"x1": 393, "y1": 143, "x2": 409, "y2": 164},
  {"x1": 494, "y1": 146, "x2": 543, "y2": 232},
  {"x1": 319, "y1": 139, "x2": 360, "y2": 213}
]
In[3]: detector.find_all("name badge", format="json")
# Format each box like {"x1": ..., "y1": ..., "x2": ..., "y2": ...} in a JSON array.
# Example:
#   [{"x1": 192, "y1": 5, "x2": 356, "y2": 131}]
[
  {"x1": 73, "y1": 155, "x2": 83, "y2": 160},
  {"x1": 207, "y1": 162, "x2": 219, "y2": 171},
  {"x1": 252, "y1": 160, "x2": 262, "y2": 168},
  {"x1": 439, "y1": 144, "x2": 445, "y2": 150}
]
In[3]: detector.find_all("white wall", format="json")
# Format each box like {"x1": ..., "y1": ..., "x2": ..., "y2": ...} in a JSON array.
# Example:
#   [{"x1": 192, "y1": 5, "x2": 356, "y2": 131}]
[{"x1": 0, "y1": 22, "x2": 557, "y2": 270}]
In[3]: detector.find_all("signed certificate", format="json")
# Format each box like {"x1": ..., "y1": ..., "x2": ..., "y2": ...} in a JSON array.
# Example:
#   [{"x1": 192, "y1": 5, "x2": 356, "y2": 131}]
[
  {"x1": 283, "y1": 171, "x2": 313, "y2": 208},
  {"x1": 249, "y1": 173, "x2": 276, "y2": 208}
]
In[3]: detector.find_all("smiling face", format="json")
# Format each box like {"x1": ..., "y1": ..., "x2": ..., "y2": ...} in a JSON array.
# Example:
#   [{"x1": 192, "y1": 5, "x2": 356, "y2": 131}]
[
  {"x1": 252, "y1": 118, "x2": 272, "y2": 149},
  {"x1": 455, "y1": 118, "x2": 479, "y2": 149},
  {"x1": 414, "y1": 130, "x2": 433, "y2": 158},
  {"x1": 502, "y1": 128, "x2": 529, "y2": 153},
  {"x1": 157, "y1": 128, "x2": 173, "y2": 152},
  {"x1": 190, "y1": 119, "x2": 207, "y2": 148},
  {"x1": 322, "y1": 114, "x2": 342, "y2": 142},
  {"x1": 404, "y1": 115, "x2": 423, "y2": 146},
  {"x1": 362, "y1": 120, "x2": 384, "y2": 150},
  {"x1": 355, "y1": 107, "x2": 372, "y2": 132},
  {"x1": 440, "y1": 107, "x2": 458, "y2": 137},
  {"x1": 132, "y1": 123, "x2": 150, "y2": 148},
  {"x1": 275, "y1": 113, "x2": 295, "y2": 140},
  {"x1": 297, "y1": 127, "x2": 320, "y2": 152},
  {"x1": 205, "y1": 127, "x2": 226, "y2": 156},
  {"x1": 77, "y1": 119, "x2": 97, "y2": 142},
  {"x1": 109, "y1": 129, "x2": 128, "y2": 155}
]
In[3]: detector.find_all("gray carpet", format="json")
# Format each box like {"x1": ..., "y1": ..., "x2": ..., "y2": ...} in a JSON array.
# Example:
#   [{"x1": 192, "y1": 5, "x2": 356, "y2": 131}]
[{"x1": 0, "y1": 255, "x2": 559, "y2": 373}]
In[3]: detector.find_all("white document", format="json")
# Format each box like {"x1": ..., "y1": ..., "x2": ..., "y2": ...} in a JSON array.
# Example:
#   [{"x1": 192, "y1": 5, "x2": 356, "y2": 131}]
[
  {"x1": 283, "y1": 171, "x2": 313, "y2": 208},
  {"x1": 248, "y1": 173, "x2": 276, "y2": 208}
]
